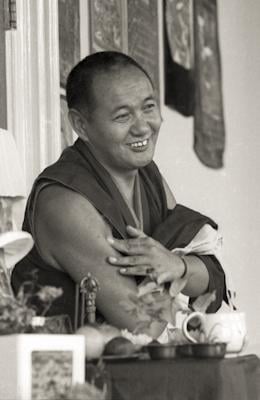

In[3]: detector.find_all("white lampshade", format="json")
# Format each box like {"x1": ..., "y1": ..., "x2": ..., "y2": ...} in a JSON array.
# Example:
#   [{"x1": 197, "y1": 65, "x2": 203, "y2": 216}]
[
  {"x1": 0, "y1": 231, "x2": 34, "y2": 270},
  {"x1": 0, "y1": 129, "x2": 26, "y2": 197}
]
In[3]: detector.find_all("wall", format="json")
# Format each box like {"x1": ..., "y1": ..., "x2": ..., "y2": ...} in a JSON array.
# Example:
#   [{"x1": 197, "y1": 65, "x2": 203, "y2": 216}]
[{"x1": 155, "y1": 0, "x2": 260, "y2": 346}]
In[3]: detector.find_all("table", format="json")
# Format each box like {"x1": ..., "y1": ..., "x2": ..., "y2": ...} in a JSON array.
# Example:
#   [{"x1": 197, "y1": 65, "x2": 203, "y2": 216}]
[{"x1": 101, "y1": 354, "x2": 260, "y2": 400}]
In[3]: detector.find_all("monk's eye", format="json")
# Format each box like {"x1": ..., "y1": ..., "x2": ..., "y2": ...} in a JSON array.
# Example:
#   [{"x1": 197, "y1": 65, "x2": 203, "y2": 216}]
[
  {"x1": 113, "y1": 113, "x2": 131, "y2": 122},
  {"x1": 143, "y1": 101, "x2": 157, "y2": 113}
]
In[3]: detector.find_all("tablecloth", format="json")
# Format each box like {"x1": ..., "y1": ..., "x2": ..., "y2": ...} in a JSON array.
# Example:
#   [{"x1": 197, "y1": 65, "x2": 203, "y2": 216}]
[{"x1": 101, "y1": 354, "x2": 260, "y2": 400}]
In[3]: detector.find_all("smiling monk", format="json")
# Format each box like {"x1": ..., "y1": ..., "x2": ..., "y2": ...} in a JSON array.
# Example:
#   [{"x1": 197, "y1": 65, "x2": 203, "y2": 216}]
[{"x1": 11, "y1": 52, "x2": 227, "y2": 339}]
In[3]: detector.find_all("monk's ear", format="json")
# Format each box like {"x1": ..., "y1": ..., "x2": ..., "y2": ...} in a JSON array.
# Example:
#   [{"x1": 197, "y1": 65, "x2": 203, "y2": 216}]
[{"x1": 68, "y1": 108, "x2": 88, "y2": 141}]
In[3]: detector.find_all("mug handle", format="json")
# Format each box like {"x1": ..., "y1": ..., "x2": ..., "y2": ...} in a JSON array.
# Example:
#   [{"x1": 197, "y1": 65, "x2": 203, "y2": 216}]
[{"x1": 182, "y1": 311, "x2": 205, "y2": 343}]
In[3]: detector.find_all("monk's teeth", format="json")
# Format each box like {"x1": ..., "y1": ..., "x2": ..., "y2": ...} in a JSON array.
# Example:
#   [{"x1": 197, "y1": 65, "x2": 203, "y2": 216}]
[{"x1": 130, "y1": 139, "x2": 148, "y2": 148}]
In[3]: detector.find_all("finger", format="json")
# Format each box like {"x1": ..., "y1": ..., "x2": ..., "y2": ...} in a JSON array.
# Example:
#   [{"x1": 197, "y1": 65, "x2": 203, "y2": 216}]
[
  {"x1": 107, "y1": 255, "x2": 149, "y2": 266},
  {"x1": 149, "y1": 270, "x2": 159, "y2": 283},
  {"x1": 107, "y1": 237, "x2": 148, "y2": 255},
  {"x1": 126, "y1": 225, "x2": 147, "y2": 238},
  {"x1": 119, "y1": 265, "x2": 152, "y2": 276},
  {"x1": 157, "y1": 271, "x2": 175, "y2": 285},
  {"x1": 126, "y1": 228, "x2": 160, "y2": 252}
]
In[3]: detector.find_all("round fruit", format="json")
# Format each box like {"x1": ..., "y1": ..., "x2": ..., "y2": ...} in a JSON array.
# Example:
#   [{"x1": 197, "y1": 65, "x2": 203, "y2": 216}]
[
  {"x1": 104, "y1": 336, "x2": 135, "y2": 356},
  {"x1": 97, "y1": 324, "x2": 121, "y2": 344},
  {"x1": 76, "y1": 325, "x2": 105, "y2": 360}
]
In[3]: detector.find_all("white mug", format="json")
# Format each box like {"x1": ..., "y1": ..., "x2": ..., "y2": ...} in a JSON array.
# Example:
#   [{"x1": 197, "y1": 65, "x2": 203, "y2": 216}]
[{"x1": 182, "y1": 311, "x2": 247, "y2": 353}]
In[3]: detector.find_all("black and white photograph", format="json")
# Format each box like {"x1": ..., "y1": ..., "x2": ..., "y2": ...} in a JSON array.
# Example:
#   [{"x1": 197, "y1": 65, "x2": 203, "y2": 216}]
[{"x1": 0, "y1": 0, "x2": 259, "y2": 399}]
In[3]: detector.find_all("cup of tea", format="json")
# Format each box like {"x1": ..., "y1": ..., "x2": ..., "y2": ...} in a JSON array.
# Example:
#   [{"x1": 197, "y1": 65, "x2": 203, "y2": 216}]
[{"x1": 182, "y1": 311, "x2": 247, "y2": 353}]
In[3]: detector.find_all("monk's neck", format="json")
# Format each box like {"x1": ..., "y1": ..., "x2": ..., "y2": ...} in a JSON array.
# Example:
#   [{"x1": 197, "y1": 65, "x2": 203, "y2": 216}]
[{"x1": 107, "y1": 169, "x2": 138, "y2": 206}]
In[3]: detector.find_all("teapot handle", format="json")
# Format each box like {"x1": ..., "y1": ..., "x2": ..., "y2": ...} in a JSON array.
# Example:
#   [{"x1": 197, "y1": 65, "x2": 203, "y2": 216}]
[{"x1": 182, "y1": 311, "x2": 205, "y2": 343}]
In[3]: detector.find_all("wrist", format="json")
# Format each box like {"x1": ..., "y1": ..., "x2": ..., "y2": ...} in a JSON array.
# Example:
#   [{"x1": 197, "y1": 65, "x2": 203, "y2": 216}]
[{"x1": 179, "y1": 256, "x2": 189, "y2": 279}]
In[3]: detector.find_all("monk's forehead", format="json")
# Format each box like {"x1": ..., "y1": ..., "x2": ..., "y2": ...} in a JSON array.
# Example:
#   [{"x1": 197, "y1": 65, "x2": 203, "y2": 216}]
[{"x1": 91, "y1": 66, "x2": 153, "y2": 102}]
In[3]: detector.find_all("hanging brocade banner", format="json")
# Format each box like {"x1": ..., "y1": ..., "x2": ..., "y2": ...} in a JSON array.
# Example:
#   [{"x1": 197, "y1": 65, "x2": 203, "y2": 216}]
[
  {"x1": 58, "y1": 0, "x2": 81, "y2": 149},
  {"x1": 193, "y1": 0, "x2": 225, "y2": 168},
  {"x1": 165, "y1": 0, "x2": 192, "y2": 69},
  {"x1": 164, "y1": 0, "x2": 194, "y2": 116},
  {"x1": 127, "y1": 0, "x2": 160, "y2": 102}
]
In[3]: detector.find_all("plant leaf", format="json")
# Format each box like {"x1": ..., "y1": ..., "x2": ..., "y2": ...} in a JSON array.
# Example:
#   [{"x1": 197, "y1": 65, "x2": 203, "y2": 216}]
[
  {"x1": 192, "y1": 290, "x2": 216, "y2": 312},
  {"x1": 137, "y1": 282, "x2": 159, "y2": 297},
  {"x1": 119, "y1": 300, "x2": 137, "y2": 312},
  {"x1": 169, "y1": 277, "x2": 188, "y2": 297}
]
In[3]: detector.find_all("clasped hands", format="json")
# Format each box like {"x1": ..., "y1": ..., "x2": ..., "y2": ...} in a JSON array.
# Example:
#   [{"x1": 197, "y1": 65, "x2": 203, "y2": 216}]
[{"x1": 107, "y1": 225, "x2": 186, "y2": 285}]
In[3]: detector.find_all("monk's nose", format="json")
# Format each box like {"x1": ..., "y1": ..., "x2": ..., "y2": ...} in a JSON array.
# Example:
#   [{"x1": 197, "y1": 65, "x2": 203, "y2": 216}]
[{"x1": 130, "y1": 116, "x2": 150, "y2": 136}]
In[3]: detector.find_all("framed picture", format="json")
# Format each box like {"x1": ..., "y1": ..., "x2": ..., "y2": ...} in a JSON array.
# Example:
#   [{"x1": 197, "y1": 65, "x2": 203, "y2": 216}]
[{"x1": 0, "y1": 334, "x2": 85, "y2": 400}]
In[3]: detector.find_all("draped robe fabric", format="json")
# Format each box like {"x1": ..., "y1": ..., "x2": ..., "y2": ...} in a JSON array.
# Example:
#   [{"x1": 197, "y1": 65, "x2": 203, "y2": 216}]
[{"x1": 11, "y1": 139, "x2": 227, "y2": 325}]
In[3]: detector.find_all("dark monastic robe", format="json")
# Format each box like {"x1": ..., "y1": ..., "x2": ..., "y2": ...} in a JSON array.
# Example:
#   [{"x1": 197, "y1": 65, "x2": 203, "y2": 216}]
[{"x1": 11, "y1": 139, "x2": 227, "y2": 325}]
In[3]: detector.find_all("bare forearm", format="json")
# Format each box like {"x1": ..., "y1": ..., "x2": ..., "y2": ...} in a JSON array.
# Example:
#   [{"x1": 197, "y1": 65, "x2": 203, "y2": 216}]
[{"x1": 181, "y1": 255, "x2": 209, "y2": 297}]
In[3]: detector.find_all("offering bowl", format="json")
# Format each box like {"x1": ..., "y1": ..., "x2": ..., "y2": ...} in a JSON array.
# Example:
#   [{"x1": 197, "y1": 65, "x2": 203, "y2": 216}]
[
  {"x1": 177, "y1": 342, "x2": 227, "y2": 358},
  {"x1": 146, "y1": 342, "x2": 179, "y2": 359}
]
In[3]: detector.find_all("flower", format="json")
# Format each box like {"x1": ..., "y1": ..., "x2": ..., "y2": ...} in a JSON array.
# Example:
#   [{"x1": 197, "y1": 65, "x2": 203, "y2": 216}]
[
  {"x1": 120, "y1": 288, "x2": 185, "y2": 335},
  {"x1": 0, "y1": 292, "x2": 37, "y2": 334},
  {"x1": 60, "y1": 359, "x2": 109, "y2": 400},
  {"x1": 120, "y1": 281, "x2": 216, "y2": 343},
  {"x1": 60, "y1": 382, "x2": 107, "y2": 400},
  {"x1": 0, "y1": 271, "x2": 63, "y2": 334},
  {"x1": 37, "y1": 286, "x2": 63, "y2": 303},
  {"x1": 36, "y1": 286, "x2": 63, "y2": 316}
]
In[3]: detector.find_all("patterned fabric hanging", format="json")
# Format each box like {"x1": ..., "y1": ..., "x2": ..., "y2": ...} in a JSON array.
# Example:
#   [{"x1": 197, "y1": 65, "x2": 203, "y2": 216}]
[
  {"x1": 164, "y1": 0, "x2": 194, "y2": 116},
  {"x1": 193, "y1": 0, "x2": 225, "y2": 168},
  {"x1": 164, "y1": 0, "x2": 225, "y2": 168}
]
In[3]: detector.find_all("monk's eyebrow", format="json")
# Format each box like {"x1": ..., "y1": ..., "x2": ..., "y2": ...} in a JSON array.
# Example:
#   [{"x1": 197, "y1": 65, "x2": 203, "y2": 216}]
[
  {"x1": 111, "y1": 95, "x2": 156, "y2": 113},
  {"x1": 143, "y1": 95, "x2": 156, "y2": 102},
  {"x1": 111, "y1": 105, "x2": 130, "y2": 113}
]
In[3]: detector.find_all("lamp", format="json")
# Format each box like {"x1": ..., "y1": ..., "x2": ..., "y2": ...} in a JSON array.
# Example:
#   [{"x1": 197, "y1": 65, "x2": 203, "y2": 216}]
[
  {"x1": 0, "y1": 231, "x2": 33, "y2": 295},
  {"x1": 0, "y1": 129, "x2": 33, "y2": 294},
  {"x1": 0, "y1": 128, "x2": 26, "y2": 232}
]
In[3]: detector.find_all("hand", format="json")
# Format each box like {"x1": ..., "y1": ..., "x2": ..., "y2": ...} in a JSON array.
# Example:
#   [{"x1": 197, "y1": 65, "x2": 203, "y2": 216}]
[{"x1": 107, "y1": 225, "x2": 186, "y2": 284}]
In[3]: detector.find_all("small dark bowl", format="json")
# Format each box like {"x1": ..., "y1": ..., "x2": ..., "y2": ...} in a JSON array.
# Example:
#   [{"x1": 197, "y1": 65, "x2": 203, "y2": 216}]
[
  {"x1": 177, "y1": 342, "x2": 227, "y2": 358},
  {"x1": 146, "y1": 342, "x2": 179, "y2": 359}
]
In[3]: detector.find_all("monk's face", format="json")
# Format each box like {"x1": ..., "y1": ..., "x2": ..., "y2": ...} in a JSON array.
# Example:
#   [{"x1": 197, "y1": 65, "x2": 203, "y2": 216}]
[{"x1": 83, "y1": 66, "x2": 162, "y2": 176}]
